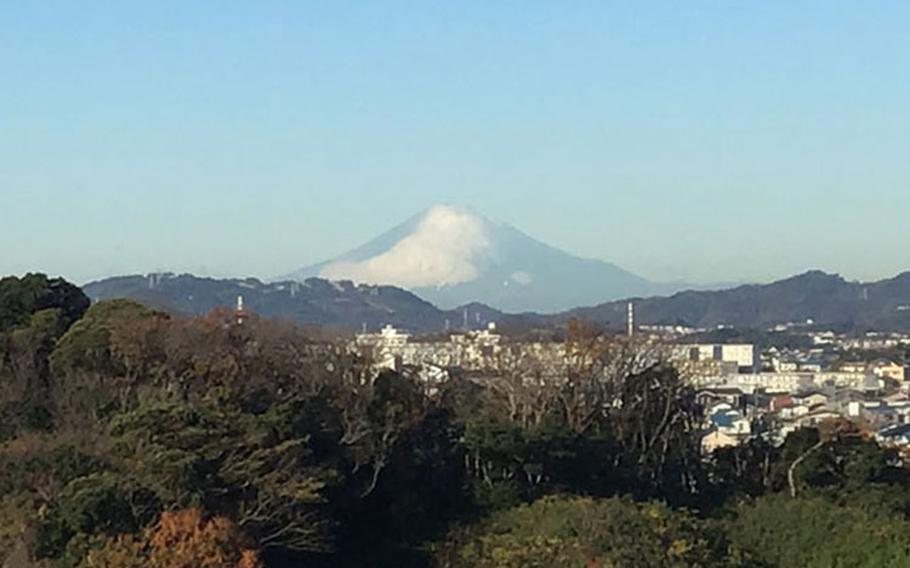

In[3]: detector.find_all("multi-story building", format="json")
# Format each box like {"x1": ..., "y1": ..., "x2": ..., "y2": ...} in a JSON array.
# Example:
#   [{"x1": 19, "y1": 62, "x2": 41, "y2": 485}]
[
  {"x1": 690, "y1": 371, "x2": 881, "y2": 395},
  {"x1": 352, "y1": 323, "x2": 568, "y2": 379},
  {"x1": 872, "y1": 361, "x2": 907, "y2": 383},
  {"x1": 673, "y1": 343, "x2": 759, "y2": 373}
]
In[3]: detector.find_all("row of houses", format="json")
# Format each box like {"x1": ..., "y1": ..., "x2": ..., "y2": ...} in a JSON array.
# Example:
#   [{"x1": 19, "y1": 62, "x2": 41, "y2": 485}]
[{"x1": 696, "y1": 375, "x2": 910, "y2": 453}]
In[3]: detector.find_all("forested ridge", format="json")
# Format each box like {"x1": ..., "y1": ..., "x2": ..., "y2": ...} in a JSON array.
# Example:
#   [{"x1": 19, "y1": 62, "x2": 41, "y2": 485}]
[
  {"x1": 85, "y1": 270, "x2": 910, "y2": 334},
  {"x1": 4, "y1": 273, "x2": 910, "y2": 567}
]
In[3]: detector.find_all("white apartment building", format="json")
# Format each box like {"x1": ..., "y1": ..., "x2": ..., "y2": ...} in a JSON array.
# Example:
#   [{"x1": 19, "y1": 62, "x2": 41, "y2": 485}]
[
  {"x1": 674, "y1": 343, "x2": 759, "y2": 373},
  {"x1": 691, "y1": 371, "x2": 881, "y2": 394}
]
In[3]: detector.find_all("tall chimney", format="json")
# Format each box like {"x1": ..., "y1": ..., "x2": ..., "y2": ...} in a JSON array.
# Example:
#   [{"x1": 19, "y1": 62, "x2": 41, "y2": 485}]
[{"x1": 627, "y1": 302, "x2": 634, "y2": 337}]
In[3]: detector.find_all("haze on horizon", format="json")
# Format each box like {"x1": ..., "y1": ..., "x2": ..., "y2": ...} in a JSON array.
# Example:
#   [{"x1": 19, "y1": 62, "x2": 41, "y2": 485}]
[{"x1": 3, "y1": 2, "x2": 909, "y2": 286}]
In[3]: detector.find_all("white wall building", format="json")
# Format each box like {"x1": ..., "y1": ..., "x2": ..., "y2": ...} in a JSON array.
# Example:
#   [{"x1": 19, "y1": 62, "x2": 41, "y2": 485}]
[
  {"x1": 691, "y1": 369, "x2": 882, "y2": 394},
  {"x1": 673, "y1": 343, "x2": 759, "y2": 373},
  {"x1": 691, "y1": 372, "x2": 813, "y2": 394}
]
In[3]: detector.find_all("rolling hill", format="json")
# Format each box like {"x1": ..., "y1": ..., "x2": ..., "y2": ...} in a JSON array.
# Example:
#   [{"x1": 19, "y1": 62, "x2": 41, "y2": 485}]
[{"x1": 84, "y1": 270, "x2": 910, "y2": 334}]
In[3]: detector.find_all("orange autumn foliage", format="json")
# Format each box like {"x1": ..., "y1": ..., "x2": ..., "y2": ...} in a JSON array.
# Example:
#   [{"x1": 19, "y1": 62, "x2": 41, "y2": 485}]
[{"x1": 82, "y1": 508, "x2": 263, "y2": 568}]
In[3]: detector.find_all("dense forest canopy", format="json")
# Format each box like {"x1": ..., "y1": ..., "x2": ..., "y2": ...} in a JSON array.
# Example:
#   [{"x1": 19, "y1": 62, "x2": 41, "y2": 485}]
[{"x1": 3, "y1": 273, "x2": 910, "y2": 567}]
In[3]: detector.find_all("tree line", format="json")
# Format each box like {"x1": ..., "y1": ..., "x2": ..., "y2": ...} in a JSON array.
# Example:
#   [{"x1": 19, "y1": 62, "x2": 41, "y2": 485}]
[{"x1": 3, "y1": 273, "x2": 910, "y2": 567}]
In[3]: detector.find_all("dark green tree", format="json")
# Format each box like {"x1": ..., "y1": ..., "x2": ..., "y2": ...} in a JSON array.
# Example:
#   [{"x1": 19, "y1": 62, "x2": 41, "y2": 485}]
[
  {"x1": 726, "y1": 494, "x2": 910, "y2": 567},
  {"x1": 435, "y1": 495, "x2": 722, "y2": 568}
]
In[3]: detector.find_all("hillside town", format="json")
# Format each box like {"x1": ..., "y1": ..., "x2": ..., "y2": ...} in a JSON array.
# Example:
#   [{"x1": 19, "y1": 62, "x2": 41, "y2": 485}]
[{"x1": 352, "y1": 316, "x2": 910, "y2": 458}]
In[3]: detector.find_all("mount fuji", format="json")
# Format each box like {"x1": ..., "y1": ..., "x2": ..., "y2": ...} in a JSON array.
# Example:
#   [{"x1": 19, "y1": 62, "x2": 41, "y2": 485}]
[{"x1": 281, "y1": 205, "x2": 671, "y2": 313}]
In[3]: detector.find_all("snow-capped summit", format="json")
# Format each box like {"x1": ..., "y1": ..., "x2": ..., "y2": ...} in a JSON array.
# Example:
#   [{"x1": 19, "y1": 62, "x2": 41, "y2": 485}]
[
  {"x1": 282, "y1": 204, "x2": 658, "y2": 313},
  {"x1": 320, "y1": 204, "x2": 491, "y2": 289}
]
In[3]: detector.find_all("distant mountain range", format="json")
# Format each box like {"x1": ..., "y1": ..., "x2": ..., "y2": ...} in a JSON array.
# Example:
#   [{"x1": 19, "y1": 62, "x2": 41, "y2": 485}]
[
  {"x1": 280, "y1": 204, "x2": 685, "y2": 313},
  {"x1": 84, "y1": 270, "x2": 910, "y2": 334},
  {"x1": 84, "y1": 274, "x2": 459, "y2": 332},
  {"x1": 560, "y1": 270, "x2": 910, "y2": 332}
]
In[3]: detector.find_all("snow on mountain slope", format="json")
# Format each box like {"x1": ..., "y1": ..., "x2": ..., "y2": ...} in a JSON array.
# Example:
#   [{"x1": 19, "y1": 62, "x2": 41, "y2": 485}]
[
  {"x1": 281, "y1": 205, "x2": 660, "y2": 313},
  {"x1": 321, "y1": 205, "x2": 490, "y2": 288}
]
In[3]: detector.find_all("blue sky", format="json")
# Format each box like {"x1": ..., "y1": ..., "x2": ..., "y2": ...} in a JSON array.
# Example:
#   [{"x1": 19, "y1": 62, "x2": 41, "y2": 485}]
[{"x1": 2, "y1": 1, "x2": 908, "y2": 285}]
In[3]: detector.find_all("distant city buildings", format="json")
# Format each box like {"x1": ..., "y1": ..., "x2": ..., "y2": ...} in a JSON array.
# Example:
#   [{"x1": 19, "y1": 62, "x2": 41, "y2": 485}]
[
  {"x1": 352, "y1": 322, "x2": 571, "y2": 391},
  {"x1": 352, "y1": 318, "x2": 910, "y2": 457},
  {"x1": 673, "y1": 343, "x2": 760, "y2": 374}
]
